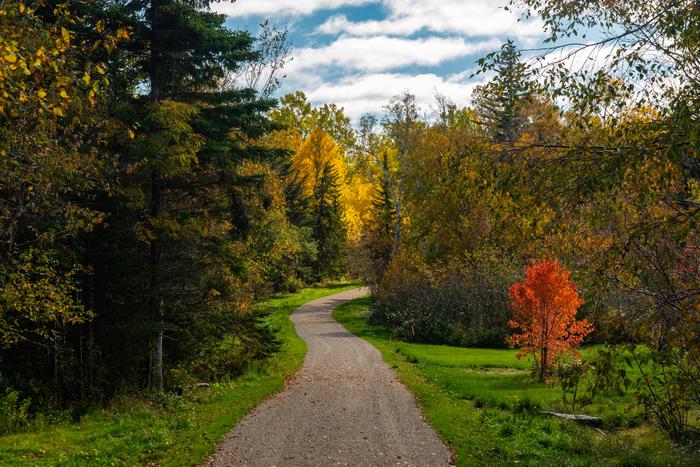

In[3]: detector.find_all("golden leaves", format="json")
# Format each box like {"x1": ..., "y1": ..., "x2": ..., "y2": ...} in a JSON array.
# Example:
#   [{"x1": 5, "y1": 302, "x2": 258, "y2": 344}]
[
  {"x1": 60, "y1": 27, "x2": 71, "y2": 44},
  {"x1": 0, "y1": 4, "x2": 115, "y2": 118},
  {"x1": 116, "y1": 28, "x2": 130, "y2": 41}
]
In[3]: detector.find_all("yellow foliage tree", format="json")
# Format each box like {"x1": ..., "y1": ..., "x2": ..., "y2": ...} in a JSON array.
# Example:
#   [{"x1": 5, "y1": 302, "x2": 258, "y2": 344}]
[{"x1": 269, "y1": 93, "x2": 374, "y2": 244}]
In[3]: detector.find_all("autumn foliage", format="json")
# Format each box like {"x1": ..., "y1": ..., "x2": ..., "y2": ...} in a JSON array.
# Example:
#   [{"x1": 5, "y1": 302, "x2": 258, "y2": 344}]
[{"x1": 507, "y1": 258, "x2": 593, "y2": 381}]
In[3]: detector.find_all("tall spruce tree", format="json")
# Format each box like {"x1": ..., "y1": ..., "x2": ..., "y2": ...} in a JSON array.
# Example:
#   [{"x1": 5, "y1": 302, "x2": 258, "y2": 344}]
[
  {"x1": 84, "y1": 0, "x2": 281, "y2": 392},
  {"x1": 368, "y1": 151, "x2": 395, "y2": 275},
  {"x1": 312, "y1": 162, "x2": 347, "y2": 279},
  {"x1": 473, "y1": 41, "x2": 532, "y2": 144}
]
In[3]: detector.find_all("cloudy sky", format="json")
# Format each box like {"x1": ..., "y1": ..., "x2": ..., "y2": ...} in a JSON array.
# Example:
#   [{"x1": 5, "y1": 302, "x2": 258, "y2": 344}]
[{"x1": 213, "y1": 0, "x2": 547, "y2": 118}]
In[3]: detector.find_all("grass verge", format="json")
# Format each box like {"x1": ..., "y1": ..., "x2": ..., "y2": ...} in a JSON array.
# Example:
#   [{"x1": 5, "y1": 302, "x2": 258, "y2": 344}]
[
  {"x1": 333, "y1": 296, "x2": 700, "y2": 466},
  {"x1": 0, "y1": 282, "x2": 358, "y2": 466}
]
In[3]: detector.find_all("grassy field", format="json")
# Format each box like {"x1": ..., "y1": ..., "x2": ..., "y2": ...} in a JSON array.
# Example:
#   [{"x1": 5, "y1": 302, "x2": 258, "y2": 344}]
[
  {"x1": 334, "y1": 296, "x2": 700, "y2": 466},
  {"x1": 0, "y1": 283, "x2": 358, "y2": 466}
]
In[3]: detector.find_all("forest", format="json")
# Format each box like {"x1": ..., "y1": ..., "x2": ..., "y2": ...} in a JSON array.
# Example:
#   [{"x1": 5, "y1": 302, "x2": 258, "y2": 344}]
[{"x1": 1, "y1": 0, "x2": 699, "y2": 464}]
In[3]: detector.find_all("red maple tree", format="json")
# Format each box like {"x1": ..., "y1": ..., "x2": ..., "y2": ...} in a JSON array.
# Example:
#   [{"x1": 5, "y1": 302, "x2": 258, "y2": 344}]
[{"x1": 508, "y1": 258, "x2": 593, "y2": 381}]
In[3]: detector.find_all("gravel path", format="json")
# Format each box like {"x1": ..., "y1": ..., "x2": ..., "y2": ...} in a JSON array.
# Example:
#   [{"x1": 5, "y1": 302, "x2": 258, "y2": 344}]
[{"x1": 207, "y1": 288, "x2": 453, "y2": 466}]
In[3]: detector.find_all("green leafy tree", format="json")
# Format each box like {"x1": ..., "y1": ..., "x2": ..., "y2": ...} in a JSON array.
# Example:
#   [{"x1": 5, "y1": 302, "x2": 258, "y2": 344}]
[{"x1": 0, "y1": 0, "x2": 113, "y2": 373}]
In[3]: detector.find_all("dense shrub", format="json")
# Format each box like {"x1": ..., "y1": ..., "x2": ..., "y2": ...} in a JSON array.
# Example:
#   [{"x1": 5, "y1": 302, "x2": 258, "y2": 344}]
[
  {"x1": 169, "y1": 312, "x2": 280, "y2": 386},
  {"x1": 0, "y1": 388, "x2": 30, "y2": 435},
  {"x1": 372, "y1": 255, "x2": 519, "y2": 347},
  {"x1": 628, "y1": 346, "x2": 699, "y2": 440}
]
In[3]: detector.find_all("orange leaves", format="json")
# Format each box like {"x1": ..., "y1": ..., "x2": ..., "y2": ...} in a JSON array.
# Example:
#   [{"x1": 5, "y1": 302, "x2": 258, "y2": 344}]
[{"x1": 507, "y1": 258, "x2": 593, "y2": 380}]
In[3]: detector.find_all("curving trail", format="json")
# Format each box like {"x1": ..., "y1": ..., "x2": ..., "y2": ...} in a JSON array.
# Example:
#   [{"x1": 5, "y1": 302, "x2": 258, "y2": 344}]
[{"x1": 207, "y1": 288, "x2": 453, "y2": 466}]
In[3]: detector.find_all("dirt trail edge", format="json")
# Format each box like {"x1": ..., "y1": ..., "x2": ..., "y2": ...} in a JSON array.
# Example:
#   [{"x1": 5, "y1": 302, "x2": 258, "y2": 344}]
[{"x1": 207, "y1": 288, "x2": 453, "y2": 466}]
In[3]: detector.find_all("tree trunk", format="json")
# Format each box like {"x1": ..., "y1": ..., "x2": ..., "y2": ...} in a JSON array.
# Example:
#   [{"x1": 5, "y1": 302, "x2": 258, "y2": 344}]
[
  {"x1": 392, "y1": 183, "x2": 402, "y2": 258},
  {"x1": 150, "y1": 300, "x2": 164, "y2": 392},
  {"x1": 148, "y1": 171, "x2": 163, "y2": 392},
  {"x1": 147, "y1": 0, "x2": 164, "y2": 392},
  {"x1": 540, "y1": 346, "x2": 548, "y2": 382}
]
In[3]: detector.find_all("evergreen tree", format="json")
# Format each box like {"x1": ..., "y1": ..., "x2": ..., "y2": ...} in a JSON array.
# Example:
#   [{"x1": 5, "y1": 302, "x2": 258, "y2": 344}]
[
  {"x1": 473, "y1": 41, "x2": 532, "y2": 144},
  {"x1": 312, "y1": 162, "x2": 347, "y2": 279},
  {"x1": 281, "y1": 163, "x2": 317, "y2": 284},
  {"x1": 367, "y1": 152, "x2": 396, "y2": 275},
  {"x1": 82, "y1": 0, "x2": 281, "y2": 393},
  {"x1": 283, "y1": 165, "x2": 313, "y2": 228}
]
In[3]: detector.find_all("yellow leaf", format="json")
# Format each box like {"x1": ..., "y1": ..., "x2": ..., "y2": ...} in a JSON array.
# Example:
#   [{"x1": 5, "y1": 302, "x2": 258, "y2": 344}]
[
  {"x1": 5, "y1": 53, "x2": 17, "y2": 63},
  {"x1": 96, "y1": 19, "x2": 106, "y2": 34},
  {"x1": 37, "y1": 89, "x2": 47, "y2": 99},
  {"x1": 59, "y1": 89, "x2": 69, "y2": 99},
  {"x1": 128, "y1": 129, "x2": 135, "y2": 140},
  {"x1": 116, "y1": 28, "x2": 130, "y2": 40},
  {"x1": 82, "y1": 73, "x2": 91, "y2": 85},
  {"x1": 53, "y1": 107, "x2": 64, "y2": 117},
  {"x1": 95, "y1": 64, "x2": 106, "y2": 75}
]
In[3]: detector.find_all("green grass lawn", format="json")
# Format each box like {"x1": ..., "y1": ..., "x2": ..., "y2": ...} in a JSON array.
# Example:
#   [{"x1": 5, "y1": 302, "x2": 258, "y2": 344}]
[
  {"x1": 0, "y1": 282, "x2": 358, "y2": 466},
  {"x1": 333, "y1": 296, "x2": 699, "y2": 467}
]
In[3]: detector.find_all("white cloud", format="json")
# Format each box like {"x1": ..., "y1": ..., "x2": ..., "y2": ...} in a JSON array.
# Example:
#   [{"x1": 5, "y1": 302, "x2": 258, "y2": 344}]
[
  {"x1": 287, "y1": 35, "x2": 501, "y2": 73},
  {"x1": 212, "y1": 0, "x2": 544, "y2": 119},
  {"x1": 213, "y1": 0, "x2": 543, "y2": 39},
  {"x1": 316, "y1": 0, "x2": 544, "y2": 39},
  {"x1": 211, "y1": 0, "x2": 373, "y2": 17},
  {"x1": 300, "y1": 72, "x2": 486, "y2": 119}
]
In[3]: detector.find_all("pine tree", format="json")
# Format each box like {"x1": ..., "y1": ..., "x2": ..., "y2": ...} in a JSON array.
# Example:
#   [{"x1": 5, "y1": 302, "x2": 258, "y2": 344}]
[
  {"x1": 85, "y1": 0, "x2": 281, "y2": 392},
  {"x1": 282, "y1": 164, "x2": 313, "y2": 228},
  {"x1": 312, "y1": 162, "x2": 347, "y2": 279},
  {"x1": 473, "y1": 41, "x2": 532, "y2": 144},
  {"x1": 367, "y1": 151, "x2": 396, "y2": 275}
]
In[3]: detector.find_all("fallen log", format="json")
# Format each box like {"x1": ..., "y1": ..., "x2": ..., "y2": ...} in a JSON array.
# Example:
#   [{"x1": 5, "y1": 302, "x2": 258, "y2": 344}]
[{"x1": 541, "y1": 411, "x2": 603, "y2": 427}]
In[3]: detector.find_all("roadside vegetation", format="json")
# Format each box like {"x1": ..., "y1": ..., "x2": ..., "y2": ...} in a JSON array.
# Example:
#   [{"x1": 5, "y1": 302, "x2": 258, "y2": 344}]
[
  {"x1": 0, "y1": 284, "x2": 355, "y2": 466},
  {"x1": 354, "y1": 0, "x2": 700, "y2": 449},
  {"x1": 2, "y1": 0, "x2": 700, "y2": 464},
  {"x1": 334, "y1": 297, "x2": 700, "y2": 466}
]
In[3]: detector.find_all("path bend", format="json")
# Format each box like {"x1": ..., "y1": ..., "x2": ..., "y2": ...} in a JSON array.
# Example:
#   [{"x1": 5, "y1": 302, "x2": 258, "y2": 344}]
[{"x1": 207, "y1": 288, "x2": 453, "y2": 466}]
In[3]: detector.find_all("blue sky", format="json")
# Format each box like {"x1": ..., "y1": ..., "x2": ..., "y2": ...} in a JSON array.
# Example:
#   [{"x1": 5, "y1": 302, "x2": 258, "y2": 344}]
[{"x1": 213, "y1": 0, "x2": 548, "y2": 119}]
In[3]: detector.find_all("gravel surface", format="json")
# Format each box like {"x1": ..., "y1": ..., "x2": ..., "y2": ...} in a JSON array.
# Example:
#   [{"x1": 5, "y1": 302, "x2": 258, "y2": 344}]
[{"x1": 207, "y1": 288, "x2": 453, "y2": 466}]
